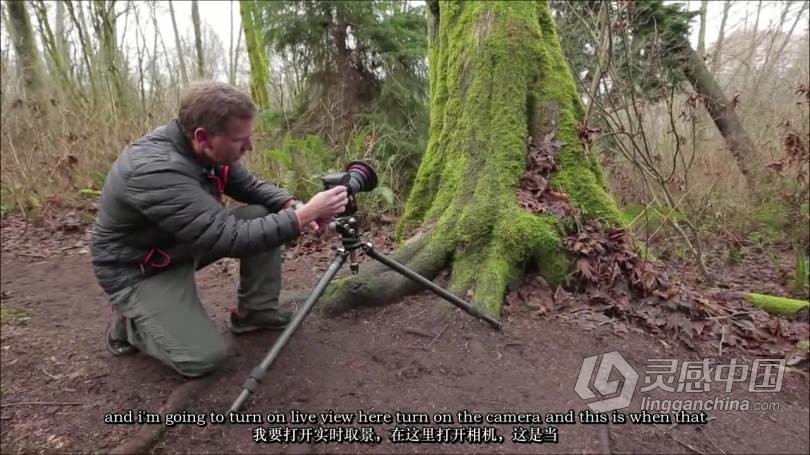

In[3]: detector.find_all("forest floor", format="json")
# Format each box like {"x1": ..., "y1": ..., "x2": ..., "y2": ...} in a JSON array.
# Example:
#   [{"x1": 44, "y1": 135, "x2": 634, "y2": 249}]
[{"x1": 0, "y1": 212, "x2": 808, "y2": 454}]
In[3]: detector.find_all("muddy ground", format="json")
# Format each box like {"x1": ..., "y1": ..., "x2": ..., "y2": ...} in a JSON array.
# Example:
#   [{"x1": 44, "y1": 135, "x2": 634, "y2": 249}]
[{"x1": 0, "y1": 216, "x2": 808, "y2": 454}]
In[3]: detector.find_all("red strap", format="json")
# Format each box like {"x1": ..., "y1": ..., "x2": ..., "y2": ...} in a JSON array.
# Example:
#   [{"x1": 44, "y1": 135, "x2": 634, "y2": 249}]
[
  {"x1": 206, "y1": 165, "x2": 230, "y2": 202},
  {"x1": 140, "y1": 248, "x2": 172, "y2": 275}
]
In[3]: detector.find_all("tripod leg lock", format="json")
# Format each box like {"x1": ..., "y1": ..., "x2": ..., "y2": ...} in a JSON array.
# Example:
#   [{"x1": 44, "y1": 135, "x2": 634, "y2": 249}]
[{"x1": 239, "y1": 367, "x2": 265, "y2": 393}]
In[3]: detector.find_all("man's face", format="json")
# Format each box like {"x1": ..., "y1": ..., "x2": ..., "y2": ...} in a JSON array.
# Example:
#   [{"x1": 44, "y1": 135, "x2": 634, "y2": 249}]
[{"x1": 193, "y1": 116, "x2": 255, "y2": 165}]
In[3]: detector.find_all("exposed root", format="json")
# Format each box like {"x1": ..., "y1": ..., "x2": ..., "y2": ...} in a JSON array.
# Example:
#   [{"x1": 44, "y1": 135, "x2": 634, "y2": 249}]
[{"x1": 318, "y1": 230, "x2": 449, "y2": 316}]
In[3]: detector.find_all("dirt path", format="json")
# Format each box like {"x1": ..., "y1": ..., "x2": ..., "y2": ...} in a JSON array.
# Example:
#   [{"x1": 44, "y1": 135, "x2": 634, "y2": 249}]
[{"x1": 1, "y1": 238, "x2": 808, "y2": 454}]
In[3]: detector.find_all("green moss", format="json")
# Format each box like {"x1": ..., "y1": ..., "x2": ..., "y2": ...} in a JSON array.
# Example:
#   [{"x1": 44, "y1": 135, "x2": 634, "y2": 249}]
[
  {"x1": 474, "y1": 242, "x2": 519, "y2": 317},
  {"x1": 751, "y1": 201, "x2": 786, "y2": 231},
  {"x1": 448, "y1": 247, "x2": 485, "y2": 297},
  {"x1": 531, "y1": 2, "x2": 624, "y2": 226},
  {"x1": 0, "y1": 304, "x2": 29, "y2": 325},
  {"x1": 743, "y1": 293, "x2": 809, "y2": 316},
  {"x1": 791, "y1": 255, "x2": 808, "y2": 295}
]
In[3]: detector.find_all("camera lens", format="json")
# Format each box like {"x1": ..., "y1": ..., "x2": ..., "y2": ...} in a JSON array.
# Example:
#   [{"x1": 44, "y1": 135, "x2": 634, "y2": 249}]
[{"x1": 345, "y1": 160, "x2": 377, "y2": 195}]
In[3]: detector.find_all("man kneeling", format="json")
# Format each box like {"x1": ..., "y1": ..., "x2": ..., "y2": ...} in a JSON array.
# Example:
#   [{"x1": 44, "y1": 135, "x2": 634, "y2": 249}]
[{"x1": 90, "y1": 81, "x2": 348, "y2": 377}]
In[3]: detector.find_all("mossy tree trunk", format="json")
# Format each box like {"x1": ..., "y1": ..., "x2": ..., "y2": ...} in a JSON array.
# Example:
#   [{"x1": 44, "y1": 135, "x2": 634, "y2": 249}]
[
  {"x1": 240, "y1": 0, "x2": 270, "y2": 110},
  {"x1": 6, "y1": 0, "x2": 46, "y2": 97},
  {"x1": 30, "y1": 0, "x2": 75, "y2": 100},
  {"x1": 318, "y1": 1, "x2": 623, "y2": 318}
]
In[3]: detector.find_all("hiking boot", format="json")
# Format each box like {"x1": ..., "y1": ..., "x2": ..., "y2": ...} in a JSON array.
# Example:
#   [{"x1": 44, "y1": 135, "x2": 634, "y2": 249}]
[
  {"x1": 105, "y1": 312, "x2": 136, "y2": 356},
  {"x1": 230, "y1": 308, "x2": 293, "y2": 334}
]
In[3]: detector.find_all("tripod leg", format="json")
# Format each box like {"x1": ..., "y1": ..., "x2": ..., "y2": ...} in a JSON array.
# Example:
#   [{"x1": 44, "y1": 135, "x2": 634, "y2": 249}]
[
  {"x1": 363, "y1": 245, "x2": 502, "y2": 330},
  {"x1": 229, "y1": 250, "x2": 348, "y2": 413}
]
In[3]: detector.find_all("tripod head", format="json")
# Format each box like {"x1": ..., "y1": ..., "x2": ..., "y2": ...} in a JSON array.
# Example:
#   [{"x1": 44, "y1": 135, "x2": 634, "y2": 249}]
[{"x1": 331, "y1": 215, "x2": 364, "y2": 274}]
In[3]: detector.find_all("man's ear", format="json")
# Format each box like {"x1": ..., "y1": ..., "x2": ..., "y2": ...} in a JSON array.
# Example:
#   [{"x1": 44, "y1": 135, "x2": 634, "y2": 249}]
[{"x1": 193, "y1": 127, "x2": 209, "y2": 148}]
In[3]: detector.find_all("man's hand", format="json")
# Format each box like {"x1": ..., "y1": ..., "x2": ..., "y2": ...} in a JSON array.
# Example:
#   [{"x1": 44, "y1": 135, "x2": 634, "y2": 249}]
[
  {"x1": 283, "y1": 199, "x2": 320, "y2": 234},
  {"x1": 294, "y1": 186, "x2": 348, "y2": 230}
]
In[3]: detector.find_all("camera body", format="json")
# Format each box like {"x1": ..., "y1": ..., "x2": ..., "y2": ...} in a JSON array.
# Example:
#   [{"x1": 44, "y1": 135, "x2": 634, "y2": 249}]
[{"x1": 321, "y1": 160, "x2": 377, "y2": 217}]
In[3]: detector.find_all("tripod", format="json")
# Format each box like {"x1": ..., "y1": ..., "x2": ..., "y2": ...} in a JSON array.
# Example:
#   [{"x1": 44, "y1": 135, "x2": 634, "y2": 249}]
[{"x1": 228, "y1": 215, "x2": 501, "y2": 413}]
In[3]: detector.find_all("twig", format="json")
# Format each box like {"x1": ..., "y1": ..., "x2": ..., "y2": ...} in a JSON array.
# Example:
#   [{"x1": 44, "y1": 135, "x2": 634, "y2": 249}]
[
  {"x1": 17, "y1": 252, "x2": 47, "y2": 259},
  {"x1": 403, "y1": 327, "x2": 433, "y2": 339},
  {"x1": 0, "y1": 401, "x2": 87, "y2": 407},
  {"x1": 702, "y1": 430, "x2": 727, "y2": 455},
  {"x1": 717, "y1": 325, "x2": 726, "y2": 357},
  {"x1": 427, "y1": 322, "x2": 450, "y2": 349},
  {"x1": 666, "y1": 431, "x2": 708, "y2": 455},
  {"x1": 42, "y1": 367, "x2": 61, "y2": 380}
]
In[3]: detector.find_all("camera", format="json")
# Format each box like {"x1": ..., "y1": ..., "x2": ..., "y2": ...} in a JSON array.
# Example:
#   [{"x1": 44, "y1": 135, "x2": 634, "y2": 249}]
[{"x1": 321, "y1": 160, "x2": 378, "y2": 216}]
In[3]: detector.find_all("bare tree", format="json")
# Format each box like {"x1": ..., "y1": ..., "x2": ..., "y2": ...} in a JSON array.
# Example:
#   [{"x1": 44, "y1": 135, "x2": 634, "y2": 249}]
[
  {"x1": 742, "y1": 0, "x2": 763, "y2": 85},
  {"x1": 134, "y1": 2, "x2": 148, "y2": 111},
  {"x1": 761, "y1": 1, "x2": 809, "y2": 89},
  {"x1": 64, "y1": 0, "x2": 98, "y2": 102},
  {"x1": 169, "y1": 0, "x2": 189, "y2": 85},
  {"x1": 710, "y1": 1, "x2": 733, "y2": 74},
  {"x1": 697, "y1": 0, "x2": 708, "y2": 57},
  {"x1": 90, "y1": 0, "x2": 130, "y2": 112},
  {"x1": 5, "y1": 0, "x2": 46, "y2": 97},
  {"x1": 228, "y1": 0, "x2": 243, "y2": 85},
  {"x1": 191, "y1": 0, "x2": 205, "y2": 78},
  {"x1": 30, "y1": 0, "x2": 81, "y2": 102}
]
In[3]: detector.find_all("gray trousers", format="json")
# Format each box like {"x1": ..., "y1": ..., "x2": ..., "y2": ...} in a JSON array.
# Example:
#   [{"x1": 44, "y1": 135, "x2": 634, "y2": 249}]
[{"x1": 108, "y1": 205, "x2": 284, "y2": 377}]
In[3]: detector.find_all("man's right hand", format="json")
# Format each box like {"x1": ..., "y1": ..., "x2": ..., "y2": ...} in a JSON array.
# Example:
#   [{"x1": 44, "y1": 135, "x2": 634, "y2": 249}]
[{"x1": 295, "y1": 186, "x2": 349, "y2": 227}]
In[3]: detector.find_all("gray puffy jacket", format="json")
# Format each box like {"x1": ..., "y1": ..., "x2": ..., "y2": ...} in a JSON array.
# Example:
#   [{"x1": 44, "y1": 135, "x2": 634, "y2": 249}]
[{"x1": 90, "y1": 119, "x2": 301, "y2": 295}]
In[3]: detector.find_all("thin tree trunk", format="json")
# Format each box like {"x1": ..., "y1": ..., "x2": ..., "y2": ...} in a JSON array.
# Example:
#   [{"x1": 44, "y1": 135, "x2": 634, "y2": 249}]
[
  {"x1": 134, "y1": 4, "x2": 147, "y2": 112},
  {"x1": 229, "y1": 0, "x2": 235, "y2": 84},
  {"x1": 742, "y1": 0, "x2": 763, "y2": 86},
  {"x1": 585, "y1": 1, "x2": 610, "y2": 122},
  {"x1": 30, "y1": 0, "x2": 85, "y2": 104},
  {"x1": 191, "y1": 0, "x2": 204, "y2": 78},
  {"x1": 697, "y1": 0, "x2": 708, "y2": 57},
  {"x1": 30, "y1": 1, "x2": 68, "y2": 84},
  {"x1": 6, "y1": 0, "x2": 46, "y2": 97},
  {"x1": 65, "y1": 0, "x2": 99, "y2": 103},
  {"x1": 331, "y1": 7, "x2": 350, "y2": 104},
  {"x1": 763, "y1": 1, "x2": 808, "y2": 84},
  {"x1": 148, "y1": 1, "x2": 162, "y2": 112},
  {"x1": 680, "y1": 45, "x2": 760, "y2": 188},
  {"x1": 169, "y1": 0, "x2": 189, "y2": 85},
  {"x1": 54, "y1": 1, "x2": 73, "y2": 83},
  {"x1": 91, "y1": 0, "x2": 129, "y2": 111},
  {"x1": 751, "y1": 1, "x2": 792, "y2": 101},
  {"x1": 233, "y1": 27, "x2": 242, "y2": 84},
  {"x1": 710, "y1": 0, "x2": 732, "y2": 74},
  {"x1": 240, "y1": 0, "x2": 270, "y2": 109}
]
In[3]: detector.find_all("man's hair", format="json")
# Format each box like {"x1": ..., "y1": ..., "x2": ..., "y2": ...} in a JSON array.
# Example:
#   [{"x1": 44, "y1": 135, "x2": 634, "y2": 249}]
[{"x1": 178, "y1": 81, "x2": 256, "y2": 137}]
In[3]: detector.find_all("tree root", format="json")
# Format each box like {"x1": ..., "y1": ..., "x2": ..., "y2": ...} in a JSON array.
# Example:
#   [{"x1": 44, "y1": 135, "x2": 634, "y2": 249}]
[
  {"x1": 317, "y1": 230, "x2": 449, "y2": 317},
  {"x1": 110, "y1": 375, "x2": 215, "y2": 455}
]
